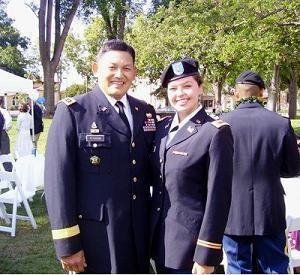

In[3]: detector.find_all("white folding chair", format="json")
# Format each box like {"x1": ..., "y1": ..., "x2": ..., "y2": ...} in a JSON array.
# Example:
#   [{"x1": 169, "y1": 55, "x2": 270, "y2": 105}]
[
  {"x1": 286, "y1": 216, "x2": 300, "y2": 274},
  {"x1": 0, "y1": 154, "x2": 16, "y2": 193},
  {"x1": 0, "y1": 170, "x2": 37, "y2": 237}
]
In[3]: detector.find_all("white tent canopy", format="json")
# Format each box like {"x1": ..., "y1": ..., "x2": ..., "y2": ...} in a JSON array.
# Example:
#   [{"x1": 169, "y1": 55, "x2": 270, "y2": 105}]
[
  {"x1": 0, "y1": 69, "x2": 39, "y2": 150},
  {"x1": 0, "y1": 69, "x2": 33, "y2": 95}
]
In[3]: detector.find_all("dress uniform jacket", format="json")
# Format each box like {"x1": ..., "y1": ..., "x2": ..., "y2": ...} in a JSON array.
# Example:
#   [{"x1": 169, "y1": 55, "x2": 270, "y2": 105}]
[
  {"x1": 221, "y1": 103, "x2": 300, "y2": 236},
  {"x1": 150, "y1": 107, "x2": 233, "y2": 269},
  {"x1": 45, "y1": 86, "x2": 156, "y2": 273}
]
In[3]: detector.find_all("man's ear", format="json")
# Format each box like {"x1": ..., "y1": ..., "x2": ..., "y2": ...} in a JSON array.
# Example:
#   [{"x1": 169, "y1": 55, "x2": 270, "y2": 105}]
[
  {"x1": 234, "y1": 89, "x2": 240, "y2": 100},
  {"x1": 92, "y1": 62, "x2": 98, "y2": 76},
  {"x1": 258, "y1": 89, "x2": 264, "y2": 98}
]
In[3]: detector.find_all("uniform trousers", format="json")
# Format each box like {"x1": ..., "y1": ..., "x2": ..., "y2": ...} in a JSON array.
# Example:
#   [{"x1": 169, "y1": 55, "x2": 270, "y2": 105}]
[
  {"x1": 155, "y1": 263, "x2": 191, "y2": 274},
  {"x1": 223, "y1": 232, "x2": 289, "y2": 274}
]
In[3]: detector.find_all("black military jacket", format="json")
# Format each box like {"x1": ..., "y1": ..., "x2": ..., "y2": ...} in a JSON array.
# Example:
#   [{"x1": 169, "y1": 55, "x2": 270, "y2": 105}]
[
  {"x1": 222, "y1": 103, "x2": 300, "y2": 236},
  {"x1": 150, "y1": 107, "x2": 233, "y2": 269},
  {"x1": 45, "y1": 86, "x2": 156, "y2": 273}
]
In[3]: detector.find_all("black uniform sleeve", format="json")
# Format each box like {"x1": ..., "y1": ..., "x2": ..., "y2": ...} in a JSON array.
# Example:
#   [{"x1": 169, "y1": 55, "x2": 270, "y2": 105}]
[
  {"x1": 281, "y1": 120, "x2": 300, "y2": 177},
  {"x1": 193, "y1": 125, "x2": 233, "y2": 266},
  {"x1": 44, "y1": 102, "x2": 82, "y2": 258}
]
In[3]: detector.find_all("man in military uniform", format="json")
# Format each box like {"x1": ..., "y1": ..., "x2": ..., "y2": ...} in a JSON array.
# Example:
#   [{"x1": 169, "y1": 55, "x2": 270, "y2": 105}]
[
  {"x1": 45, "y1": 40, "x2": 156, "y2": 273},
  {"x1": 221, "y1": 71, "x2": 300, "y2": 273},
  {"x1": 150, "y1": 58, "x2": 233, "y2": 274}
]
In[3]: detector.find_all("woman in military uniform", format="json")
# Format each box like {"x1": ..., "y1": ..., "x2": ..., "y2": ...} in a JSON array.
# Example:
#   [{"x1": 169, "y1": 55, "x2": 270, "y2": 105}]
[{"x1": 150, "y1": 58, "x2": 233, "y2": 274}]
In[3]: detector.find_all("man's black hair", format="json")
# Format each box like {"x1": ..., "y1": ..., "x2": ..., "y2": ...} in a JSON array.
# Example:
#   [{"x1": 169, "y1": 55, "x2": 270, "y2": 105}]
[{"x1": 96, "y1": 39, "x2": 135, "y2": 63}]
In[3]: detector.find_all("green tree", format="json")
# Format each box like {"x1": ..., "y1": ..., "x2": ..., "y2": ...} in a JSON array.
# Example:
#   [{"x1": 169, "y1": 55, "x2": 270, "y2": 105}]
[
  {"x1": 0, "y1": 0, "x2": 29, "y2": 76},
  {"x1": 63, "y1": 83, "x2": 87, "y2": 97},
  {"x1": 64, "y1": 16, "x2": 107, "y2": 80},
  {"x1": 128, "y1": 0, "x2": 300, "y2": 116},
  {"x1": 81, "y1": 0, "x2": 145, "y2": 40}
]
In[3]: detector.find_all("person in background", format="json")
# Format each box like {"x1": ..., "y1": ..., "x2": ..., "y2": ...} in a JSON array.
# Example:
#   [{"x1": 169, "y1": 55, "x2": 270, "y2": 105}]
[
  {"x1": 30, "y1": 101, "x2": 44, "y2": 148},
  {"x1": 0, "y1": 97, "x2": 12, "y2": 155},
  {"x1": 221, "y1": 70, "x2": 300, "y2": 274},
  {"x1": 150, "y1": 57, "x2": 233, "y2": 274},
  {"x1": 15, "y1": 103, "x2": 33, "y2": 158},
  {"x1": 0, "y1": 111, "x2": 4, "y2": 150},
  {"x1": 45, "y1": 39, "x2": 156, "y2": 273}
]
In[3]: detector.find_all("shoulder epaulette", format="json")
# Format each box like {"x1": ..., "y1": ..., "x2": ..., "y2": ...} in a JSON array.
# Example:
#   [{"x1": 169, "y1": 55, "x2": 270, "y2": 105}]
[
  {"x1": 59, "y1": 97, "x2": 76, "y2": 106},
  {"x1": 211, "y1": 119, "x2": 230, "y2": 128},
  {"x1": 158, "y1": 116, "x2": 171, "y2": 123}
]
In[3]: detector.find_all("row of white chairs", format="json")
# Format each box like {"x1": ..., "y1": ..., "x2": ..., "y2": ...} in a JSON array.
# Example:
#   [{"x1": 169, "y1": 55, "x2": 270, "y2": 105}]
[{"x1": 0, "y1": 154, "x2": 37, "y2": 237}]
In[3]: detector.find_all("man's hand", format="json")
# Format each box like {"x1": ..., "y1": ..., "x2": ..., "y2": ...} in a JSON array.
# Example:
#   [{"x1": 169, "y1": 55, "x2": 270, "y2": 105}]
[
  {"x1": 192, "y1": 262, "x2": 214, "y2": 274},
  {"x1": 61, "y1": 250, "x2": 87, "y2": 273}
]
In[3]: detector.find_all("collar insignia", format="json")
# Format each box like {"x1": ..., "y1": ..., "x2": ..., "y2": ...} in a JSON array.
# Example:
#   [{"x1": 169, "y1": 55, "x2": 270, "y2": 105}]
[{"x1": 187, "y1": 126, "x2": 194, "y2": 133}]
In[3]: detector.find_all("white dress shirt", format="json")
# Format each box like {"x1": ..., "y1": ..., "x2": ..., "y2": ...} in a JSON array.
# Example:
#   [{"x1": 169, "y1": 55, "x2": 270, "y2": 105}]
[
  {"x1": 0, "y1": 107, "x2": 12, "y2": 131},
  {"x1": 167, "y1": 104, "x2": 203, "y2": 145},
  {"x1": 102, "y1": 90, "x2": 133, "y2": 134}
]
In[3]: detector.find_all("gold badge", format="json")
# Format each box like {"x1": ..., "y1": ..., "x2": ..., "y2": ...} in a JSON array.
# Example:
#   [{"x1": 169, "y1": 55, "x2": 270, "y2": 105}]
[{"x1": 90, "y1": 155, "x2": 101, "y2": 166}]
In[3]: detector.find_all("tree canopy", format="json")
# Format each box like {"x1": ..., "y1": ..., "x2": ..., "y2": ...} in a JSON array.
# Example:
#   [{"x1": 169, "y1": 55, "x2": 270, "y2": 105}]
[{"x1": 0, "y1": 0, "x2": 29, "y2": 76}]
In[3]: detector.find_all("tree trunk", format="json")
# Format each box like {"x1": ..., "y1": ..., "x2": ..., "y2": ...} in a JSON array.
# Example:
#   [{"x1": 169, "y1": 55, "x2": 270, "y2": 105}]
[
  {"x1": 217, "y1": 80, "x2": 223, "y2": 104},
  {"x1": 267, "y1": 64, "x2": 280, "y2": 111},
  {"x1": 38, "y1": 0, "x2": 80, "y2": 116},
  {"x1": 288, "y1": 65, "x2": 298, "y2": 119},
  {"x1": 44, "y1": 66, "x2": 56, "y2": 116}
]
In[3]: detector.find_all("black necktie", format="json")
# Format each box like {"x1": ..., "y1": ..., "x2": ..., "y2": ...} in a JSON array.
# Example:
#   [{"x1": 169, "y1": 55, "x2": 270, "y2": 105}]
[
  {"x1": 115, "y1": 101, "x2": 131, "y2": 135},
  {"x1": 169, "y1": 125, "x2": 179, "y2": 133}
]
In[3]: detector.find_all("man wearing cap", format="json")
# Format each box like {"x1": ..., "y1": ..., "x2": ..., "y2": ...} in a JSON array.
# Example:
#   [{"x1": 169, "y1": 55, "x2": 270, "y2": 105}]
[
  {"x1": 221, "y1": 71, "x2": 300, "y2": 273},
  {"x1": 150, "y1": 57, "x2": 233, "y2": 273}
]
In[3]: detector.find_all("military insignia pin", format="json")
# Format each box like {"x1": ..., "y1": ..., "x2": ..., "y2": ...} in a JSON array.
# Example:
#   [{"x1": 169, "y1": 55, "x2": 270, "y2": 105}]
[
  {"x1": 146, "y1": 113, "x2": 152, "y2": 118},
  {"x1": 90, "y1": 155, "x2": 101, "y2": 166},
  {"x1": 90, "y1": 122, "x2": 100, "y2": 134},
  {"x1": 187, "y1": 126, "x2": 194, "y2": 133},
  {"x1": 172, "y1": 62, "x2": 184, "y2": 76},
  {"x1": 101, "y1": 107, "x2": 108, "y2": 112},
  {"x1": 196, "y1": 119, "x2": 201, "y2": 124}
]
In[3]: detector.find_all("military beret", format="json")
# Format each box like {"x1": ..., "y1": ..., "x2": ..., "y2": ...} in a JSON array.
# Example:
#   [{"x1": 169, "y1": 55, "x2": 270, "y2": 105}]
[
  {"x1": 236, "y1": 70, "x2": 265, "y2": 89},
  {"x1": 160, "y1": 57, "x2": 200, "y2": 88}
]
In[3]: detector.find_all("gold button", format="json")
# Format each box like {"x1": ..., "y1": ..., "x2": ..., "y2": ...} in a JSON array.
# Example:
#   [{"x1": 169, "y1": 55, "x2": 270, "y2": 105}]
[
  {"x1": 132, "y1": 159, "x2": 136, "y2": 165},
  {"x1": 159, "y1": 175, "x2": 162, "y2": 179},
  {"x1": 160, "y1": 159, "x2": 163, "y2": 163},
  {"x1": 159, "y1": 191, "x2": 162, "y2": 195},
  {"x1": 133, "y1": 194, "x2": 137, "y2": 200},
  {"x1": 133, "y1": 177, "x2": 138, "y2": 183},
  {"x1": 78, "y1": 214, "x2": 82, "y2": 219},
  {"x1": 132, "y1": 142, "x2": 135, "y2": 148},
  {"x1": 156, "y1": 208, "x2": 161, "y2": 212}
]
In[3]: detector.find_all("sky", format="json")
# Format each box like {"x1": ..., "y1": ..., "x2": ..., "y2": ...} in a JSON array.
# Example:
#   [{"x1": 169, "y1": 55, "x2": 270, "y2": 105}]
[{"x1": 6, "y1": 0, "x2": 84, "y2": 89}]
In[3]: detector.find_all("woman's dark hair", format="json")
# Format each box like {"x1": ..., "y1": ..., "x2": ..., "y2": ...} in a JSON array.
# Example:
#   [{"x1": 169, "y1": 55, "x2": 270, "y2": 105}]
[
  {"x1": 192, "y1": 74, "x2": 203, "y2": 86},
  {"x1": 19, "y1": 103, "x2": 28, "y2": 112},
  {"x1": 96, "y1": 39, "x2": 136, "y2": 63}
]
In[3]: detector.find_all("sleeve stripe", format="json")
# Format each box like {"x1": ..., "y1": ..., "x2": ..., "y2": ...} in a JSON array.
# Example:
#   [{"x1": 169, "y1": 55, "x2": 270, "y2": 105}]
[
  {"x1": 52, "y1": 225, "x2": 80, "y2": 240},
  {"x1": 197, "y1": 239, "x2": 222, "y2": 249}
]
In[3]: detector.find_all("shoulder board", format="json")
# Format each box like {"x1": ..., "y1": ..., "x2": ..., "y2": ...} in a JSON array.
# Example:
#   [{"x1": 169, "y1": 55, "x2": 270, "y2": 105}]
[
  {"x1": 158, "y1": 116, "x2": 171, "y2": 123},
  {"x1": 59, "y1": 97, "x2": 76, "y2": 106},
  {"x1": 211, "y1": 120, "x2": 230, "y2": 128}
]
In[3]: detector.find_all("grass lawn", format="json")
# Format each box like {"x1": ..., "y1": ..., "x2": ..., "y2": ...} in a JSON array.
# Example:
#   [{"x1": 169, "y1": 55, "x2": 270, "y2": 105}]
[
  {"x1": 291, "y1": 119, "x2": 300, "y2": 135},
  {"x1": 0, "y1": 115, "x2": 299, "y2": 273},
  {"x1": 0, "y1": 118, "x2": 63, "y2": 273}
]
